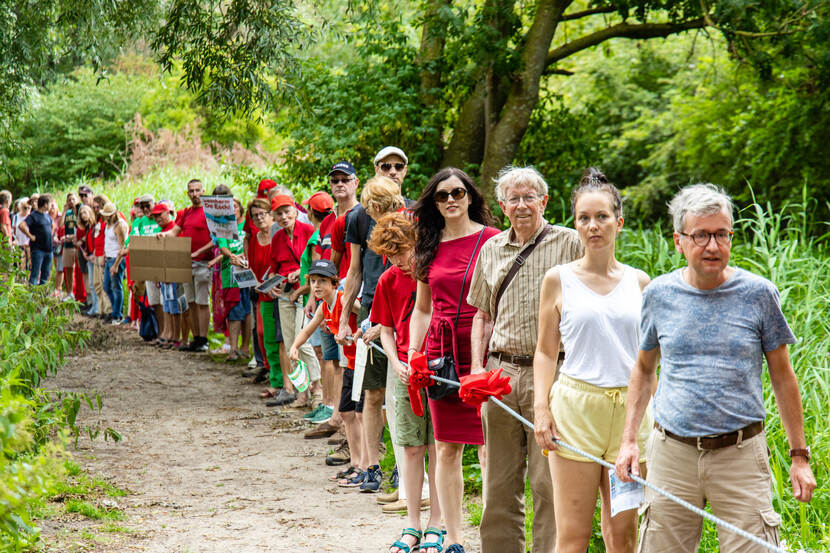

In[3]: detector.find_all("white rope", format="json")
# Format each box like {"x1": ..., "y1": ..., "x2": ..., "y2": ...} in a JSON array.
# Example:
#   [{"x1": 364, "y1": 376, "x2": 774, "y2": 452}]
[{"x1": 366, "y1": 341, "x2": 787, "y2": 553}]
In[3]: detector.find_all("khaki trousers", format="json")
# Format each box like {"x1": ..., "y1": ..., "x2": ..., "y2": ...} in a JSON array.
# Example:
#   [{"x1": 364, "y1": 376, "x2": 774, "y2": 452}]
[
  {"x1": 639, "y1": 428, "x2": 780, "y2": 553},
  {"x1": 480, "y1": 356, "x2": 555, "y2": 553},
  {"x1": 93, "y1": 256, "x2": 112, "y2": 313},
  {"x1": 277, "y1": 300, "x2": 320, "y2": 381}
]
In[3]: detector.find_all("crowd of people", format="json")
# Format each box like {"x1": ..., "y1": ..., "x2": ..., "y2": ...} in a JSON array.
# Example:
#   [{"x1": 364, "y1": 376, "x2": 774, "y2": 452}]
[{"x1": 0, "y1": 144, "x2": 817, "y2": 553}]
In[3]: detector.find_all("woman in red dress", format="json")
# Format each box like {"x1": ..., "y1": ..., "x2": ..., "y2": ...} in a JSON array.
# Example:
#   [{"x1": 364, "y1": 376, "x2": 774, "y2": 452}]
[{"x1": 408, "y1": 167, "x2": 499, "y2": 553}]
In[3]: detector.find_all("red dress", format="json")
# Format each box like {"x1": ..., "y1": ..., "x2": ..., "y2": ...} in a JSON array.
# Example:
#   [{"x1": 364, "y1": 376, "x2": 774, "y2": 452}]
[{"x1": 426, "y1": 226, "x2": 500, "y2": 444}]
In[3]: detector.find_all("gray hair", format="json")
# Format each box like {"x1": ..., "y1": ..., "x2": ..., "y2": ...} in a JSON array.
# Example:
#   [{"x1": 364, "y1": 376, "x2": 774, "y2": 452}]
[
  {"x1": 668, "y1": 183, "x2": 733, "y2": 233},
  {"x1": 494, "y1": 166, "x2": 548, "y2": 203}
]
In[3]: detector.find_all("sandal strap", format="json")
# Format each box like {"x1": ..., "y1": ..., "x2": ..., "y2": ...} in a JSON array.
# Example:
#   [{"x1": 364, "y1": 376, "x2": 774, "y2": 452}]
[
  {"x1": 420, "y1": 527, "x2": 446, "y2": 552},
  {"x1": 401, "y1": 528, "x2": 422, "y2": 540}
]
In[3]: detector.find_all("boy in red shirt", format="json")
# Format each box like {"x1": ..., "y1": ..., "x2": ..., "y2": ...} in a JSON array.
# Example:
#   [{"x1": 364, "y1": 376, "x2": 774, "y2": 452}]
[
  {"x1": 288, "y1": 259, "x2": 366, "y2": 484},
  {"x1": 368, "y1": 212, "x2": 439, "y2": 551},
  {"x1": 269, "y1": 194, "x2": 321, "y2": 407}
]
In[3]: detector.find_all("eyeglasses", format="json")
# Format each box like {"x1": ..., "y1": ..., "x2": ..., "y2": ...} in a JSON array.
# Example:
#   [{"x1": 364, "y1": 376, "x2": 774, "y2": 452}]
[
  {"x1": 330, "y1": 177, "x2": 354, "y2": 185},
  {"x1": 139, "y1": 203, "x2": 151, "y2": 209},
  {"x1": 434, "y1": 187, "x2": 467, "y2": 203},
  {"x1": 679, "y1": 230, "x2": 734, "y2": 247},
  {"x1": 79, "y1": 193, "x2": 88, "y2": 198},
  {"x1": 251, "y1": 211, "x2": 268, "y2": 220},
  {"x1": 379, "y1": 162, "x2": 406, "y2": 172},
  {"x1": 505, "y1": 194, "x2": 540, "y2": 206}
]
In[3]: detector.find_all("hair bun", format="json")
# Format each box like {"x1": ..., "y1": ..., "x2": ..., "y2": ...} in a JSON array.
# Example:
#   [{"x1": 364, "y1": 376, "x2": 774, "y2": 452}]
[{"x1": 579, "y1": 167, "x2": 608, "y2": 186}]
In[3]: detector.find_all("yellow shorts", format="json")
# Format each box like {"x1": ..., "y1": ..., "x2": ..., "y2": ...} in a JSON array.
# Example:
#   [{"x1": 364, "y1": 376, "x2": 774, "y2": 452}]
[{"x1": 549, "y1": 373, "x2": 652, "y2": 463}]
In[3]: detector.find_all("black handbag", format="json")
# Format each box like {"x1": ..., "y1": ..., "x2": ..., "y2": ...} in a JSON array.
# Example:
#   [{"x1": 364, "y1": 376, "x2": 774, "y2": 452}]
[{"x1": 427, "y1": 228, "x2": 486, "y2": 400}]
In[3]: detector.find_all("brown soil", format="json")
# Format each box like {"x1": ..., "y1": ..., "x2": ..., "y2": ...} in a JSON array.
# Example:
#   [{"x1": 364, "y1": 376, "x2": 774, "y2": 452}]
[{"x1": 42, "y1": 321, "x2": 480, "y2": 552}]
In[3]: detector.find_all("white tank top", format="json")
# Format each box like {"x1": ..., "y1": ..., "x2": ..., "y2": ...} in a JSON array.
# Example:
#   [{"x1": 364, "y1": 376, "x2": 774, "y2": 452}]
[
  {"x1": 558, "y1": 264, "x2": 641, "y2": 387},
  {"x1": 104, "y1": 224, "x2": 121, "y2": 258}
]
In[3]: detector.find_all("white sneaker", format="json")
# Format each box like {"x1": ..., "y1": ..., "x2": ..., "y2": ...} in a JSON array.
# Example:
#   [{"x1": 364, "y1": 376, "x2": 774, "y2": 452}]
[{"x1": 248, "y1": 357, "x2": 257, "y2": 369}]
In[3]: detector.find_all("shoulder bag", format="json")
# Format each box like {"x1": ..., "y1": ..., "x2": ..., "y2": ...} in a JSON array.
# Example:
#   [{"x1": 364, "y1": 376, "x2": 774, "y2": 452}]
[
  {"x1": 427, "y1": 228, "x2": 487, "y2": 400},
  {"x1": 491, "y1": 224, "x2": 552, "y2": 322}
]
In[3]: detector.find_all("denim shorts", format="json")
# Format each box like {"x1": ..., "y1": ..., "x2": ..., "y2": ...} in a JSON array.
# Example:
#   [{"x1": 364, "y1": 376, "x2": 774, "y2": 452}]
[
  {"x1": 227, "y1": 288, "x2": 252, "y2": 321},
  {"x1": 320, "y1": 328, "x2": 339, "y2": 360}
]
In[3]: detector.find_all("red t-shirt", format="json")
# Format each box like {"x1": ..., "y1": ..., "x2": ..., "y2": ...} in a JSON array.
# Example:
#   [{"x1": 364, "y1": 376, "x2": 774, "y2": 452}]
[
  {"x1": 269, "y1": 220, "x2": 314, "y2": 277},
  {"x1": 315, "y1": 212, "x2": 336, "y2": 261},
  {"x1": 0, "y1": 207, "x2": 11, "y2": 238},
  {"x1": 321, "y1": 290, "x2": 358, "y2": 369},
  {"x1": 93, "y1": 219, "x2": 107, "y2": 256},
  {"x1": 370, "y1": 266, "x2": 418, "y2": 361},
  {"x1": 176, "y1": 206, "x2": 211, "y2": 261},
  {"x1": 248, "y1": 232, "x2": 272, "y2": 301},
  {"x1": 330, "y1": 208, "x2": 353, "y2": 279},
  {"x1": 160, "y1": 221, "x2": 175, "y2": 233}
]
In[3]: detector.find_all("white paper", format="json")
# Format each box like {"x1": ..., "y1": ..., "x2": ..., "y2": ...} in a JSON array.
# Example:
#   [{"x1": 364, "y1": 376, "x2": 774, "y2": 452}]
[
  {"x1": 609, "y1": 471, "x2": 644, "y2": 517},
  {"x1": 201, "y1": 195, "x2": 239, "y2": 240},
  {"x1": 177, "y1": 295, "x2": 188, "y2": 313},
  {"x1": 231, "y1": 267, "x2": 258, "y2": 288},
  {"x1": 352, "y1": 340, "x2": 368, "y2": 402}
]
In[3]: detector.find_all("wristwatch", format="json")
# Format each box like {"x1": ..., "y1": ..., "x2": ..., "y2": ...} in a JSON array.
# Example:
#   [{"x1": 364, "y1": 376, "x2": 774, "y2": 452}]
[{"x1": 789, "y1": 447, "x2": 811, "y2": 462}]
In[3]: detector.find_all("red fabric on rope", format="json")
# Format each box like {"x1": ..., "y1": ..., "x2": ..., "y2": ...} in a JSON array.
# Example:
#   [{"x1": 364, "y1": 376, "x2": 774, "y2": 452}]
[
  {"x1": 407, "y1": 352, "x2": 433, "y2": 416},
  {"x1": 458, "y1": 368, "x2": 512, "y2": 415}
]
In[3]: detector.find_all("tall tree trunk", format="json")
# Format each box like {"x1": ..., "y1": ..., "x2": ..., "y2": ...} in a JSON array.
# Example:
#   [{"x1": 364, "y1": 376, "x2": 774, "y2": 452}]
[
  {"x1": 479, "y1": 0, "x2": 570, "y2": 198},
  {"x1": 418, "y1": 0, "x2": 451, "y2": 172},
  {"x1": 442, "y1": 79, "x2": 486, "y2": 169}
]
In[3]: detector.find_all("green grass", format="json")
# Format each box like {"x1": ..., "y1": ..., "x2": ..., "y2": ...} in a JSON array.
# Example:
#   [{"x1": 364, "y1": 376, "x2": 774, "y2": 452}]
[{"x1": 64, "y1": 499, "x2": 124, "y2": 521}]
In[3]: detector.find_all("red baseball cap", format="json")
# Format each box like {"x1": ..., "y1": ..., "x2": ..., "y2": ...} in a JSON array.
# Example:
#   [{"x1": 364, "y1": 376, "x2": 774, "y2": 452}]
[
  {"x1": 257, "y1": 179, "x2": 278, "y2": 198},
  {"x1": 271, "y1": 195, "x2": 294, "y2": 211},
  {"x1": 303, "y1": 191, "x2": 334, "y2": 212},
  {"x1": 151, "y1": 204, "x2": 168, "y2": 216}
]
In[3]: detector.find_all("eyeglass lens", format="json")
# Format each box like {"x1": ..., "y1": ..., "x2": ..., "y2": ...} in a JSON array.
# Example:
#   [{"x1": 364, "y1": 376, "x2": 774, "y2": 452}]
[
  {"x1": 434, "y1": 187, "x2": 467, "y2": 203},
  {"x1": 330, "y1": 178, "x2": 352, "y2": 184},
  {"x1": 381, "y1": 163, "x2": 406, "y2": 172}
]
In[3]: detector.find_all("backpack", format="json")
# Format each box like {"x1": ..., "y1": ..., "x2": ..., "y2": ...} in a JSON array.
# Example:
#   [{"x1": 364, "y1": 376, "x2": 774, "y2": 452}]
[{"x1": 138, "y1": 298, "x2": 159, "y2": 341}]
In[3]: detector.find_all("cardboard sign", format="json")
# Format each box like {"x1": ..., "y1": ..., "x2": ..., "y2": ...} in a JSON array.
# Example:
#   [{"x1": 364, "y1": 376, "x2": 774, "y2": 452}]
[
  {"x1": 202, "y1": 195, "x2": 239, "y2": 240},
  {"x1": 129, "y1": 236, "x2": 193, "y2": 283}
]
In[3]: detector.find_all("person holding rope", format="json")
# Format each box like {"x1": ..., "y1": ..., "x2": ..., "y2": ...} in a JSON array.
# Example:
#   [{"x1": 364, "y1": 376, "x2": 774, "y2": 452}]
[
  {"x1": 533, "y1": 168, "x2": 651, "y2": 553},
  {"x1": 408, "y1": 167, "x2": 499, "y2": 553},
  {"x1": 615, "y1": 183, "x2": 816, "y2": 552},
  {"x1": 467, "y1": 166, "x2": 582, "y2": 553}
]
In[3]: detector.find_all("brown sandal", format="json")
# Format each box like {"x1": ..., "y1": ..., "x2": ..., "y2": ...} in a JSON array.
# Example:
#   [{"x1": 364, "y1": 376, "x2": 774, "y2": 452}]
[{"x1": 259, "y1": 387, "x2": 279, "y2": 399}]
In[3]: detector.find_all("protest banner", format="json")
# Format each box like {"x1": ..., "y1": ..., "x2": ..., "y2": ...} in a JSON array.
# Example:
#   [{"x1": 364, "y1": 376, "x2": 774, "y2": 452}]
[{"x1": 201, "y1": 195, "x2": 239, "y2": 240}]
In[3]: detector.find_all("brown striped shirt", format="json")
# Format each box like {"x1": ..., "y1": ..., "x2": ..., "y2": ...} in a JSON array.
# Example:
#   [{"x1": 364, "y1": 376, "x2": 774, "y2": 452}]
[{"x1": 467, "y1": 222, "x2": 583, "y2": 355}]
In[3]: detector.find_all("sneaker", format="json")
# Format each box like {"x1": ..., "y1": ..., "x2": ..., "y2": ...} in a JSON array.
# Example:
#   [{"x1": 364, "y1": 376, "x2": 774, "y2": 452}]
[
  {"x1": 247, "y1": 357, "x2": 257, "y2": 369},
  {"x1": 338, "y1": 470, "x2": 366, "y2": 488},
  {"x1": 194, "y1": 342, "x2": 209, "y2": 352},
  {"x1": 303, "y1": 404, "x2": 325, "y2": 420},
  {"x1": 119, "y1": 317, "x2": 131, "y2": 325},
  {"x1": 266, "y1": 388, "x2": 295, "y2": 407},
  {"x1": 110, "y1": 318, "x2": 122, "y2": 326},
  {"x1": 309, "y1": 405, "x2": 334, "y2": 424},
  {"x1": 325, "y1": 442, "x2": 350, "y2": 466},
  {"x1": 360, "y1": 465, "x2": 382, "y2": 493},
  {"x1": 389, "y1": 465, "x2": 399, "y2": 489}
]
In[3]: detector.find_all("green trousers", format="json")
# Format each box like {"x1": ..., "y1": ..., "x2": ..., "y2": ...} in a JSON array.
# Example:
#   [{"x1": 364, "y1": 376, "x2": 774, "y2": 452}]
[{"x1": 259, "y1": 300, "x2": 283, "y2": 388}]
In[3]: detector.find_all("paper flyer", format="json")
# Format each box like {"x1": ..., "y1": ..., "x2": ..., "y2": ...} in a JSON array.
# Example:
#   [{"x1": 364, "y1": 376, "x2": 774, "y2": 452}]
[
  {"x1": 352, "y1": 340, "x2": 368, "y2": 402},
  {"x1": 608, "y1": 471, "x2": 644, "y2": 517},
  {"x1": 231, "y1": 266, "x2": 259, "y2": 288},
  {"x1": 201, "y1": 195, "x2": 239, "y2": 240}
]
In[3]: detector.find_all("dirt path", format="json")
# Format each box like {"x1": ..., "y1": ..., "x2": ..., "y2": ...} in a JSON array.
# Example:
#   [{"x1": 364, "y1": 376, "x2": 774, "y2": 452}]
[{"x1": 43, "y1": 323, "x2": 480, "y2": 552}]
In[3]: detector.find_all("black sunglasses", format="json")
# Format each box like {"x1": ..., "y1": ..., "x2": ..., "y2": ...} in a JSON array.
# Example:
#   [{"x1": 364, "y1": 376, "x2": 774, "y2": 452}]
[
  {"x1": 330, "y1": 177, "x2": 353, "y2": 184},
  {"x1": 380, "y1": 162, "x2": 406, "y2": 172},
  {"x1": 434, "y1": 187, "x2": 467, "y2": 203},
  {"x1": 79, "y1": 193, "x2": 88, "y2": 198}
]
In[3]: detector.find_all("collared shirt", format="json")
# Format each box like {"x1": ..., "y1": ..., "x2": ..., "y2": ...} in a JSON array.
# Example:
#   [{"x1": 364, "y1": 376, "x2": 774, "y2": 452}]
[{"x1": 467, "y1": 221, "x2": 582, "y2": 355}]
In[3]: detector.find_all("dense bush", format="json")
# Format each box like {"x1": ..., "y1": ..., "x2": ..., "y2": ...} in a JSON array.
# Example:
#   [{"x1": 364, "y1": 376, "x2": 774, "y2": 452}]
[{"x1": 0, "y1": 246, "x2": 89, "y2": 549}]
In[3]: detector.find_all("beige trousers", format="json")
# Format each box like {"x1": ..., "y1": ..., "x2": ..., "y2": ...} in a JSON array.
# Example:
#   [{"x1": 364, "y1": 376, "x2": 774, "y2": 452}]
[
  {"x1": 93, "y1": 256, "x2": 112, "y2": 313},
  {"x1": 639, "y1": 428, "x2": 780, "y2": 553},
  {"x1": 480, "y1": 356, "x2": 556, "y2": 553}
]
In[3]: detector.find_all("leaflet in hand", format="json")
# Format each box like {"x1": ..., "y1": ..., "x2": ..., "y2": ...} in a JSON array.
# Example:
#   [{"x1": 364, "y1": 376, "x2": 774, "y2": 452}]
[
  {"x1": 231, "y1": 266, "x2": 259, "y2": 288},
  {"x1": 608, "y1": 471, "x2": 644, "y2": 517},
  {"x1": 254, "y1": 274, "x2": 287, "y2": 294}
]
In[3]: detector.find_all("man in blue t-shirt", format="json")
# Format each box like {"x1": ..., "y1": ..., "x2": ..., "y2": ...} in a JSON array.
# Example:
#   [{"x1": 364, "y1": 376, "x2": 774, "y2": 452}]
[
  {"x1": 615, "y1": 184, "x2": 815, "y2": 553},
  {"x1": 19, "y1": 194, "x2": 55, "y2": 285}
]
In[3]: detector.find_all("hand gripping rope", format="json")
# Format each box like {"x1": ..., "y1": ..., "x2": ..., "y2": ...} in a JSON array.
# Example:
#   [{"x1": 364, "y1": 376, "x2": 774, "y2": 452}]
[{"x1": 364, "y1": 341, "x2": 788, "y2": 553}]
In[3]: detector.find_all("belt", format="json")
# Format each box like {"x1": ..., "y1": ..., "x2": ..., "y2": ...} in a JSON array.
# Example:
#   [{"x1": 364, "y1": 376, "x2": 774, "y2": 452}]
[
  {"x1": 490, "y1": 351, "x2": 565, "y2": 366},
  {"x1": 655, "y1": 421, "x2": 764, "y2": 451}
]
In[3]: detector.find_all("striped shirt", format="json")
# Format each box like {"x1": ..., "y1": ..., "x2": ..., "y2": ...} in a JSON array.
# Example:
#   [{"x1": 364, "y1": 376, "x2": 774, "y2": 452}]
[{"x1": 467, "y1": 222, "x2": 583, "y2": 355}]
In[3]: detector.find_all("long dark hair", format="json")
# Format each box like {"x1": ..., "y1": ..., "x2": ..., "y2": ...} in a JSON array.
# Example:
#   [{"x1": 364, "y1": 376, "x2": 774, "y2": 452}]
[{"x1": 413, "y1": 167, "x2": 495, "y2": 281}]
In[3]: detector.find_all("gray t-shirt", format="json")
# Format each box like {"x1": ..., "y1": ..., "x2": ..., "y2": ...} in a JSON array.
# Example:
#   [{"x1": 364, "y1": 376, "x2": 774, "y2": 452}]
[{"x1": 641, "y1": 267, "x2": 796, "y2": 436}]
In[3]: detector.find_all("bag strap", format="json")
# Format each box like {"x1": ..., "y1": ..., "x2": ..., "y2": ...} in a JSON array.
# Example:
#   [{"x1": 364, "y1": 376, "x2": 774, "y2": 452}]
[
  {"x1": 492, "y1": 224, "x2": 552, "y2": 322},
  {"x1": 454, "y1": 228, "x2": 487, "y2": 327}
]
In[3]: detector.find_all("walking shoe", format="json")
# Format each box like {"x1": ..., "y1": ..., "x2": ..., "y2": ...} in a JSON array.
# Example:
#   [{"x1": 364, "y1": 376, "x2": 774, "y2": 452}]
[
  {"x1": 338, "y1": 470, "x2": 366, "y2": 488},
  {"x1": 303, "y1": 404, "x2": 325, "y2": 420},
  {"x1": 360, "y1": 465, "x2": 383, "y2": 493},
  {"x1": 304, "y1": 420, "x2": 340, "y2": 440},
  {"x1": 252, "y1": 367, "x2": 269, "y2": 383},
  {"x1": 247, "y1": 357, "x2": 258, "y2": 369},
  {"x1": 309, "y1": 405, "x2": 334, "y2": 424},
  {"x1": 445, "y1": 544, "x2": 466, "y2": 553},
  {"x1": 376, "y1": 488, "x2": 399, "y2": 504},
  {"x1": 325, "y1": 442, "x2": 350, "y2": 466},
  {"x1": 380, "y1": 498, "x2": 431, "y2": 514},
  {"x1": 389, "y1": 465, "x2": 399, "y2": 489},
  {"x1": 266, "y1": 388, "x2": 295, "y2": 407}
]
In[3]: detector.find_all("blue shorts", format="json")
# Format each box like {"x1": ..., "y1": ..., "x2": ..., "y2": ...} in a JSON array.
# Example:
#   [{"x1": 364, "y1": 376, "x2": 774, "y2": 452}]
[
  {"x1": 227, "y1": 288, "x2": 251, "y2": 321},
  {"x1": 320, "y1": 329, "x2": 339, "y2": 361},
  {"x1": 161, "y1": 282, "x2": 182, "y2": 314},
  {"x1": 309, "y1": 325, "x2": 322, "y2": 347}
]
